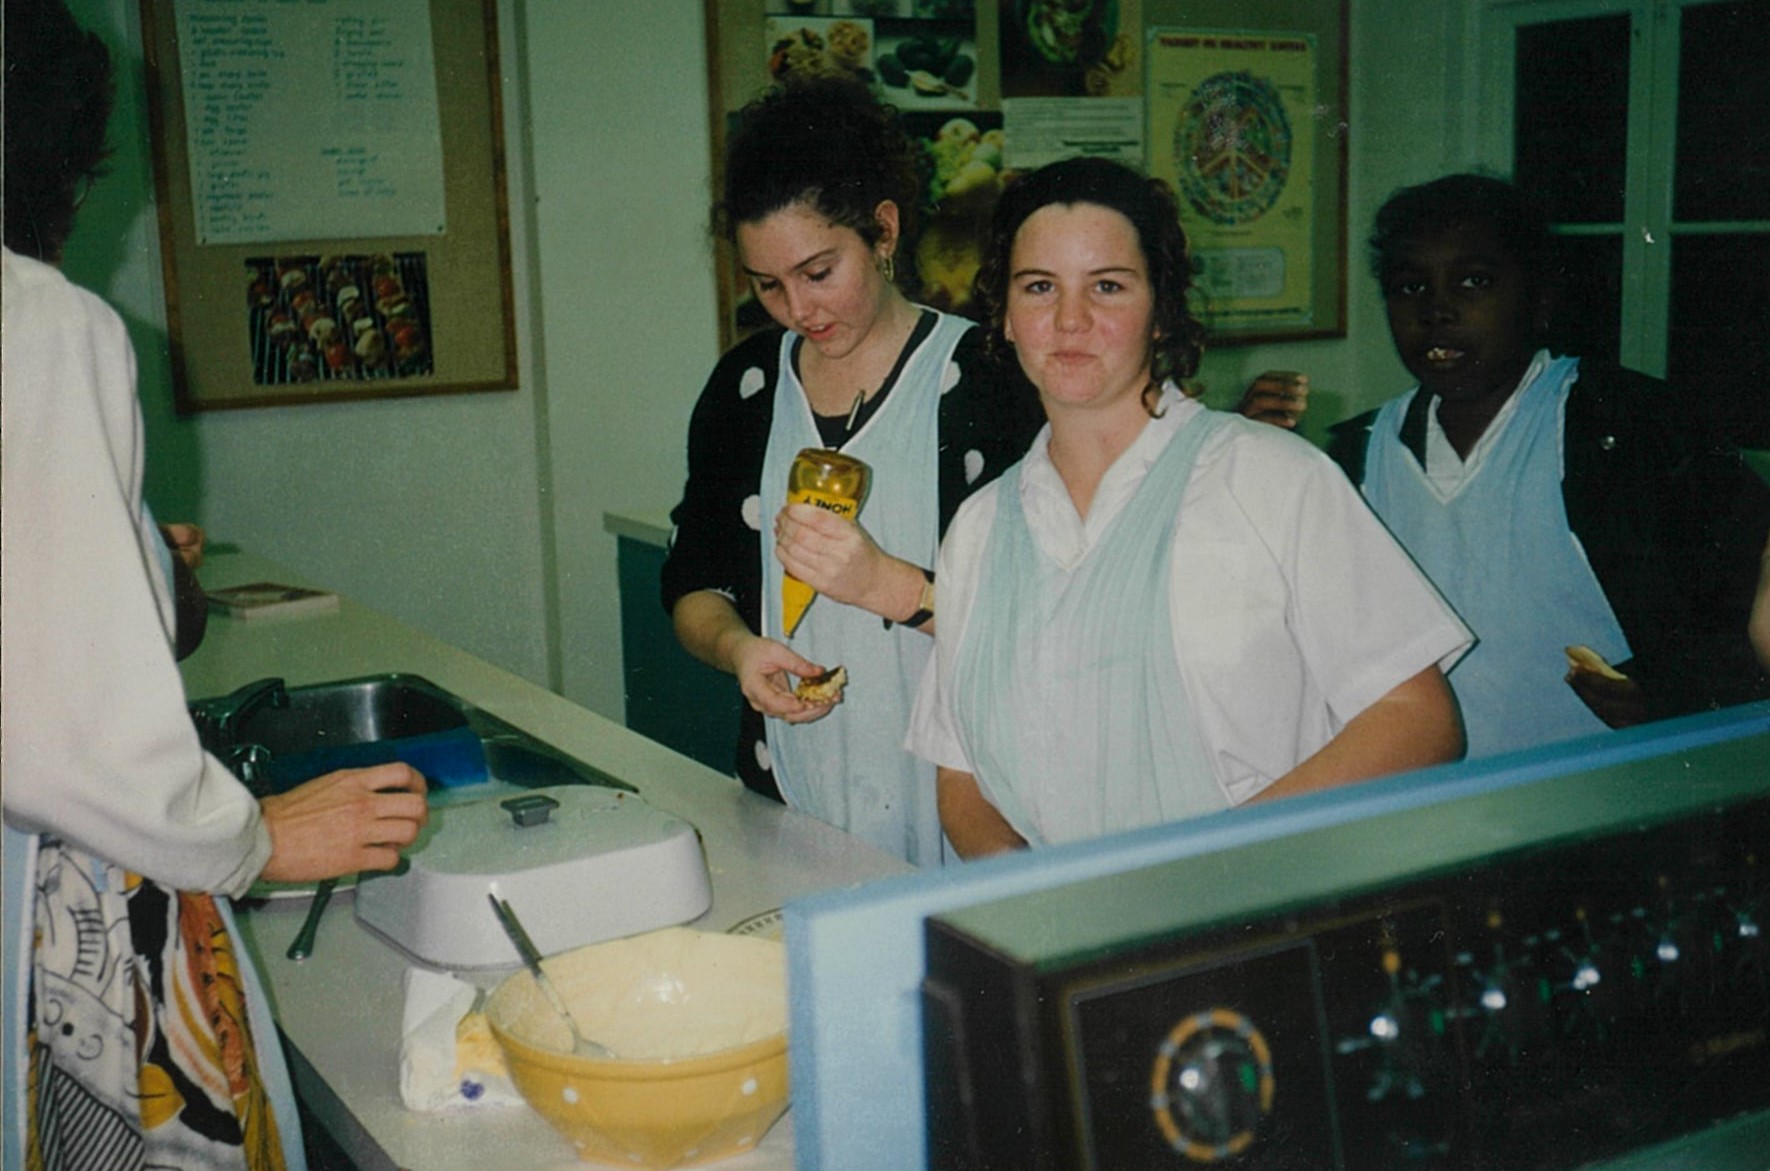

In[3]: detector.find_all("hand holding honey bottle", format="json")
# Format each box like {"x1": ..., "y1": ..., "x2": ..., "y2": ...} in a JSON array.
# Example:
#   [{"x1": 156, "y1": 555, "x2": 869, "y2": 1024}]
[{"x1": 777, "y1": 448, "x2": 872, "y2": 637}]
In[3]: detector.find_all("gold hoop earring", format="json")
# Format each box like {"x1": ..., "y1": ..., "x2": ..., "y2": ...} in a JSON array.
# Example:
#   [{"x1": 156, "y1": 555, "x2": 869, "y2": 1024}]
[{"x1": 878, "y1": 252, "x2": 896, "y2": 284}]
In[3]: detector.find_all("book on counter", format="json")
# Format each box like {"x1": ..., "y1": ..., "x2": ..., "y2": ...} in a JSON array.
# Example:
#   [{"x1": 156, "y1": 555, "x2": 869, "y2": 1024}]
[{"x1": 206, "y1": 581, "x2": 340, "y2": 620}]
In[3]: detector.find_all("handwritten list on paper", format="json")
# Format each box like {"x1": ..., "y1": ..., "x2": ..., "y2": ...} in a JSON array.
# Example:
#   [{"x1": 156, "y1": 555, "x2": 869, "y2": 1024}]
[{"x1": 176, "y1": 0, "x2": 447, "y2": 246}]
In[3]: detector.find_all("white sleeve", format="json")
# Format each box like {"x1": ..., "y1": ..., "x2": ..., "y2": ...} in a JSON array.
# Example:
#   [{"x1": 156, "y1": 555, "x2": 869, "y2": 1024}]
[
  {"x1": 1, "y1": 252, "x2": 270, "y2": 896},
  {"x1": 904, "y1": 485, "x2": 1001, "y2": 773},
  {"x1": 1233, "y1": 423, "x2": 1471, "y2": 720}
]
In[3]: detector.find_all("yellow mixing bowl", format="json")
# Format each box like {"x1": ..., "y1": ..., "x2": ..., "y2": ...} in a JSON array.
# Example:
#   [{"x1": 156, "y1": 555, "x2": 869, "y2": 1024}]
[{"x1": 485, "y1": 927, "x2": 789, "y2": 1168}]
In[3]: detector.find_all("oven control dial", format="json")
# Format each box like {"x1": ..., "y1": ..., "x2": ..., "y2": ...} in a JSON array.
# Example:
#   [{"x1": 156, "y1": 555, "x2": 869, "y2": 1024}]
[{"x1": 1148, "y1": 1008, "x2": 1275, "y2": 1162}]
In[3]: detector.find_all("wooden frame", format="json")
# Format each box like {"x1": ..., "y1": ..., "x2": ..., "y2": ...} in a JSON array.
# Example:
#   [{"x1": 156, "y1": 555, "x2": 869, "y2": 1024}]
[
  {"x1": 704, "y1": 0, "x2": 1346, "y2": 349},
  {"x1": 140, "y1": 0, "x2": 518, "y2": 413}
]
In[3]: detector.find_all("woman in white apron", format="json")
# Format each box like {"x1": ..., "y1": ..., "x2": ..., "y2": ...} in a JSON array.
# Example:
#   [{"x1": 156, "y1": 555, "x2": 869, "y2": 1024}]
[
  {"x1": 663, "y1": 79, "x2": 1044, "y2": 866},
  {"x1": 3, "y1": 8, "x2": 428, "y2": 1164},
  {"x1": 908, "y1": 158, "x2": 1471, "y2": 857}
]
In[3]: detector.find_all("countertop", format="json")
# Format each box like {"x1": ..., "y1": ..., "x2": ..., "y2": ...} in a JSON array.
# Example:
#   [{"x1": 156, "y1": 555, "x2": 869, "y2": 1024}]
[
  {"x1": 182, "y1": 549, "x2": 909, "y2": 1171},
  {"x1": 603, "y1": 509, "x2": 672, "y2": 548}
]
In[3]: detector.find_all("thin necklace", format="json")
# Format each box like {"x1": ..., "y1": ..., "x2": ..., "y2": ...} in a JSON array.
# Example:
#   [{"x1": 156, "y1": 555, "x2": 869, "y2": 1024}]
[{"x1": 810, "y1": 300, "x2": 915, "y2": 414}]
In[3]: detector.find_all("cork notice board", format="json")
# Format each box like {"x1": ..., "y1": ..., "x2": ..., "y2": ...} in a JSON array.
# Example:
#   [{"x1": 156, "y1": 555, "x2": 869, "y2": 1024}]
[
  {"x1": 706, "y1": 0, "x2": 1346, "y2": 349},
  {"x1": 141, "y1": 0, "x2": 517, "y2": 413}
]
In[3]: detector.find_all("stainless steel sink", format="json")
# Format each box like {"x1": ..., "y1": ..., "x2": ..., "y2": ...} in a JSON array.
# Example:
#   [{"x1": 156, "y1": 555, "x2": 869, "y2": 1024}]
[{"x1": 189, "y1": 673, "x2": 633, "y2": 797}]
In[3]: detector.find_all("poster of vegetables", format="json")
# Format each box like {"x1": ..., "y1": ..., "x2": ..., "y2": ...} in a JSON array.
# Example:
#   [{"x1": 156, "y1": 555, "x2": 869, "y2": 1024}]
[
  {"x1": 763, "y1": 10, "x2": 979, "y2": 110},
  {"x1": 906, "y1": 112, "x2": 1008, "y2": 318},
  {"x1": 714, "y1": 0, "x2": 1347, "y2": 346}
]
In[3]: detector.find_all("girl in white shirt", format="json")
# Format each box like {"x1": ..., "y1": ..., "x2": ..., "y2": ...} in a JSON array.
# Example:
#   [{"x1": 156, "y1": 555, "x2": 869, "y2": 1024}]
[{"x1": 907, "y1": 158, "x2": 1471, "y2": 857}]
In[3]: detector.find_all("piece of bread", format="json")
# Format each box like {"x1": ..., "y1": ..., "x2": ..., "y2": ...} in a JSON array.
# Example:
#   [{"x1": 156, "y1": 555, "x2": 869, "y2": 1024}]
[
  {"x1": 794, "y1": 665, "x2": 848, "y2": 704},
  {"x1": 455, "y1": 1011, "x2": 508, "y2": 1079},
  {"x1": 1565, "y1": 644, "x2": 1628, "y2": 681}
]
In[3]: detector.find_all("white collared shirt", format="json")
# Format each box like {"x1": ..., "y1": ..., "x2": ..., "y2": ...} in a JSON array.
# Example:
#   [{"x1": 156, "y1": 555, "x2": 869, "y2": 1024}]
[
  {"x1": 910, "y1": 385, "x2": 1471, "y2": 806},
  {"x1": 1422, "y1": 350, "x2": 1551, "y2": 497}
]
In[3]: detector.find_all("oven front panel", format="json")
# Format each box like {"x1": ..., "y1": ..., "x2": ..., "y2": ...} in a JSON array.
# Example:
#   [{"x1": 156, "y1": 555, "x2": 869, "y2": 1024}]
[{"x1": 927, "y1": 791, "x2": 1769, "y2": 1170}]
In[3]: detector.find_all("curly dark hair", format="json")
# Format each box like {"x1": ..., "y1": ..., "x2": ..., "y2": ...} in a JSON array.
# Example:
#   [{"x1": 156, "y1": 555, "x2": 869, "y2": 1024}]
[
  {"x1": 713, "y1": 77, "x2": 924, "y2": 275},
  {"x1": 1369, "y1": 172, "x2": 1563, "y2": 290},
  {"x1": 3, "y1": 0, "x2": 115, "y2": 261},
  {"x1": 971, "y1": 157, "x2": 1207, "y2": 414}
]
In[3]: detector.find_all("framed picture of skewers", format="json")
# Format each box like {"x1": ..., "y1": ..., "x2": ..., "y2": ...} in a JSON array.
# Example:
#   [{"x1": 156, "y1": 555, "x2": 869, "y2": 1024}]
[{"x1": 140, "y1": 0, "x2": 518, "y2": 412}]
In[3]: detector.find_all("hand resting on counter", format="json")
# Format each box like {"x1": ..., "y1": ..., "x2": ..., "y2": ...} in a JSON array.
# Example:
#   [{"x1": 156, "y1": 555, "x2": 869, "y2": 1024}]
[{"x1": 258, "y1": 762, "x2": 429, "y2": 883}]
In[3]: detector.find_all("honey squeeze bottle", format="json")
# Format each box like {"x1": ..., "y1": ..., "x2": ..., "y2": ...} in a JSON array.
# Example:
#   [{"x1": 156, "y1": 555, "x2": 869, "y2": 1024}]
[{"x1": 781, "y1": 448, "x2": 870, "y2": 637}]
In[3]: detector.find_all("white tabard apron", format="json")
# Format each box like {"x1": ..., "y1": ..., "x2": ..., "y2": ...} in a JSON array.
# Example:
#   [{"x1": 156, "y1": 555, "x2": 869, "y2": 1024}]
[
  {"x1": 950, "y1": 409, "x2": 1231, "y2": 847},
  {"x1": 1361, "y1": 356, "x2": 1630, "y2": 758},
  {"x1": 759, "y1": 310, "x2": 970, "y2": 866}
]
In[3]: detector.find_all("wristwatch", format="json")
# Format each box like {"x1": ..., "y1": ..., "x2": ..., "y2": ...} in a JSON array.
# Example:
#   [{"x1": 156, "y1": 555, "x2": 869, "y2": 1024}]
[{"x1": 887, "y1": 566, "x2": 936, "y2": 629}]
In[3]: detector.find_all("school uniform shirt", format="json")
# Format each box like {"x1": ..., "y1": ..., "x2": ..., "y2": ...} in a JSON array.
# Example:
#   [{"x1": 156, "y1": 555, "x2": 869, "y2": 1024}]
[
  {"x1": 1330, "y1": 351, "x2": 1770, "y2": 736},
  {"x1": 908, "y1": 387, "x2": 1471, "y2": 846},
  {"x1": 1362, "y1": 354, "x2": 1636, "y2": 757}
]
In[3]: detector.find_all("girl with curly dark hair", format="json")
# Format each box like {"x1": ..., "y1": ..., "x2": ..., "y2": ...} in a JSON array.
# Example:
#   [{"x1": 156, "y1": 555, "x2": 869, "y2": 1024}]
[
  {"x1": 663, "y1": 78, "x2": 1042, "y2": 865},
  {"x1": 970, "y1": 156, "x2": 1207, "y2": 417},
  {"x1": 909, "y1": 157, "x2": 1470, "y2": 858}
]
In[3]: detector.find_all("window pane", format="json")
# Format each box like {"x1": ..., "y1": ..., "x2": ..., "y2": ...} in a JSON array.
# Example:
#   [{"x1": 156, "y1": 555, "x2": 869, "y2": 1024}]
[
  {"x1": 1547, "y1": 233, "x2": 1624, "y2": 366},
  {"x1": 1514, "y1": 15, "x2": 1630, "y2": 224},
  {"x1": 1667, "y1": 233, "x2": 1770, "y2": 445},
  {"x1": 1675, "y1": 2, "x2": 1770, "y2": 222}
]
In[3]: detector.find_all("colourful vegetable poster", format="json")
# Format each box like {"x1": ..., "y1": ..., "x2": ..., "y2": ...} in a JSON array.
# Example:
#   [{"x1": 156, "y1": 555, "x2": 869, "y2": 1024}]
[{"x1": 1146, "y1": 30, "x2": 1317, "y2": 331}]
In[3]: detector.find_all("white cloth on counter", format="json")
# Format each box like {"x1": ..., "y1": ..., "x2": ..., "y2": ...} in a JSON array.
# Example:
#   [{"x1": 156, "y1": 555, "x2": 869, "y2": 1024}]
[{"x1": 398, "y1": 967, "x2": 523, "y2": 1112}]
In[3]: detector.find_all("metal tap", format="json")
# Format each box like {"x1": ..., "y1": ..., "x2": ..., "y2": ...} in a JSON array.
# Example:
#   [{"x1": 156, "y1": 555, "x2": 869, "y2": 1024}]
[{"x1": 194, "y1": 676, "x2": 289, "y2": 748}]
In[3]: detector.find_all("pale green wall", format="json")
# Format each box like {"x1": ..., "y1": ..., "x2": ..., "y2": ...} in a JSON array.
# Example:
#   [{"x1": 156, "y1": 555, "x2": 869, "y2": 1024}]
[
  {"x1": 57, "y1": 0, "x2": 1490, "y2": 722},
  {"x1": 520, "y1": 1, "x2": 721, "y2": 718},
  {"x1": 63, "y1": 0, "x2": 556, "y2": 694}
]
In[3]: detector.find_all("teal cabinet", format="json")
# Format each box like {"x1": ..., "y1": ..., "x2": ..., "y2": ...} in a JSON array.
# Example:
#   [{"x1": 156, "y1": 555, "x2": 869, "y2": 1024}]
[{"x1": 613, "y1": 532, "x2": 742, "y2": 775}]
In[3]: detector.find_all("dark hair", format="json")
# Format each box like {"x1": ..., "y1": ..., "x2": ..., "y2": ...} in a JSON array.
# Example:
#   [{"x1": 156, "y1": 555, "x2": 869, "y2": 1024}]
[
  {"x1": 714, "y1": 77, "x2": 923, "y2": 271},
  {"x1": 3, "y1": 0, "x2": 115, "y2": 260},
  {"x1": 1369, "y1": 172, "x2": 1562, "y2": 288},
  {"x1": 972, "y1": 157, "x2": 1207, "y2": 411}
]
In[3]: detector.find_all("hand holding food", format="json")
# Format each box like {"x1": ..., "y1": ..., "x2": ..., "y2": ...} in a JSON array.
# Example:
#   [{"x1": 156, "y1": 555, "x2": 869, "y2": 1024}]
[
  {"x1": 794, "y1": 665, "x2": 848, "y2": 705},
  {"x1": 1564, "y1": 645, "x2": 1648, "y2": 729},
  {"x1": 729, "y1": 633, "x2": 840, "y2": 725},
  {"x1": 1564, "y1": 644, "x2": 1628, "y2": 682}
]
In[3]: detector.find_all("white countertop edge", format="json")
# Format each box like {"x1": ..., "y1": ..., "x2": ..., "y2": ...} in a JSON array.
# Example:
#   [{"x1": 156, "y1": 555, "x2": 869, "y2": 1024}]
[{"x1": 603, "y1": 509, "x2": 673, "y2": 547}]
